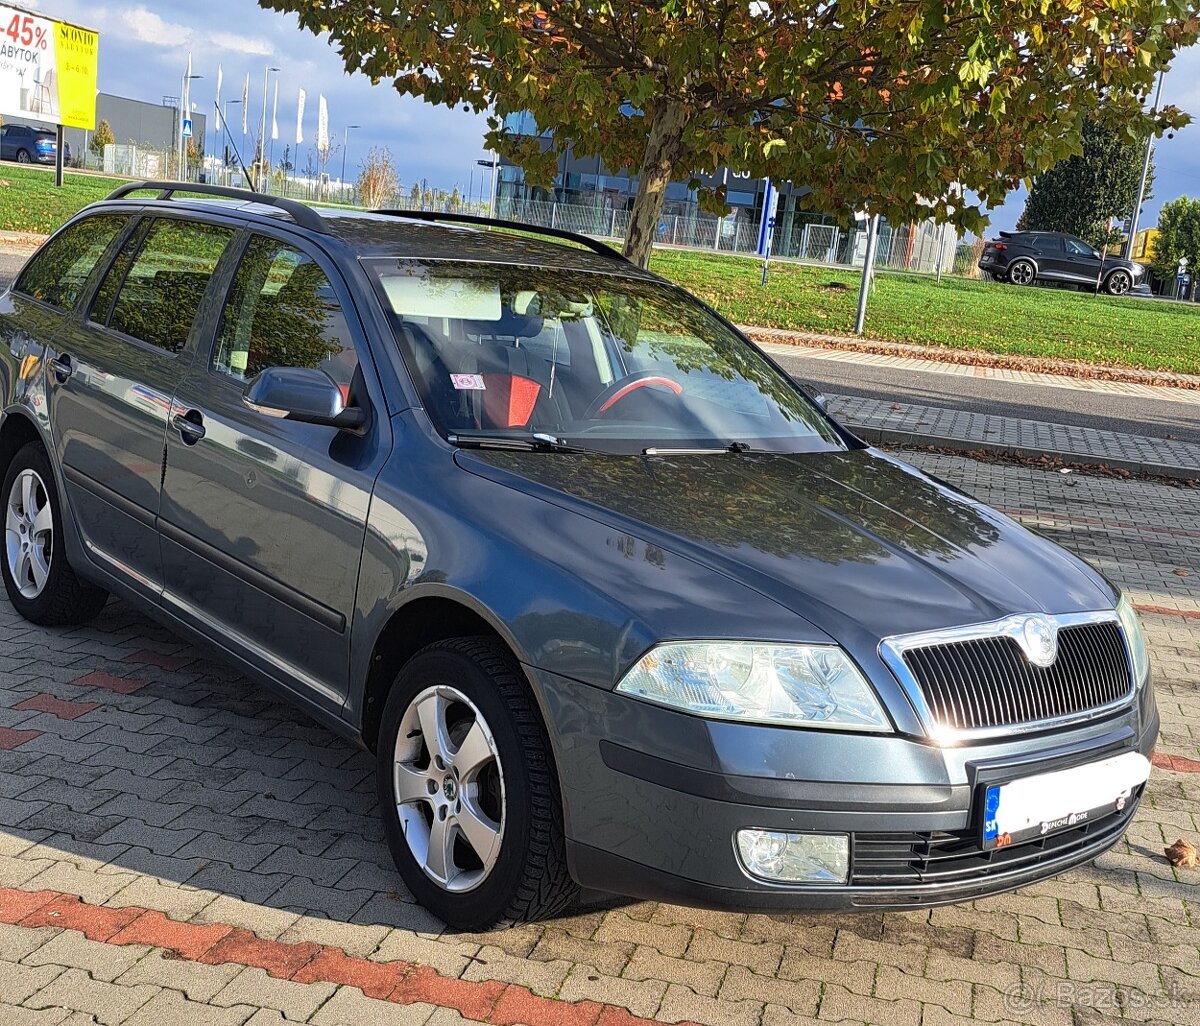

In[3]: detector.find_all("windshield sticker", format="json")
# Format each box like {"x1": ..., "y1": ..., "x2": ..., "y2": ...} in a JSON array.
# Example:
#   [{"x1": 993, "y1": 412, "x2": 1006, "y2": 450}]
[{"x1": 451, "y1": 374, "x2": 486, "y2": 391}]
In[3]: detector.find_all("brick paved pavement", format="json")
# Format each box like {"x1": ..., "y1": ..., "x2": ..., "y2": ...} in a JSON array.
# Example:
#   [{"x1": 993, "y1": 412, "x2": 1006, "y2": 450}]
[
  {"x1": 828, "y1": 396, "x2": 1200, "y2": 480},
  {"x1": 0, "y1": 451, "x2": 1197, "y2": 1026}
]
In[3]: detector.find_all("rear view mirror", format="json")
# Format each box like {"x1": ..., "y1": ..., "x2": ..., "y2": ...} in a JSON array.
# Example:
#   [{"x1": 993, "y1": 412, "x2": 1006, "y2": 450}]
[{"x1": 242, "y1": 367, "x2": 366, "y2": 431}]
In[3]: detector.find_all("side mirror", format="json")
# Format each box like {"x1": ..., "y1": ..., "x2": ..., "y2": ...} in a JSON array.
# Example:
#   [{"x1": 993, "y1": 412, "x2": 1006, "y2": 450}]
[{"x1": 242, "y1": 366, "x2": 367, "y2": 431}]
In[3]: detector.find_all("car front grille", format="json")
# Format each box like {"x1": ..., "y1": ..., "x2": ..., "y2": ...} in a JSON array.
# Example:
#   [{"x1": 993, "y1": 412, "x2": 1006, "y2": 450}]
[
  {"x1": 850, "y1": 800, "x2": 1136, "y2": 888},
  {"x1": 900, "y1": 621, "x2": 1132, "y2": 732}
]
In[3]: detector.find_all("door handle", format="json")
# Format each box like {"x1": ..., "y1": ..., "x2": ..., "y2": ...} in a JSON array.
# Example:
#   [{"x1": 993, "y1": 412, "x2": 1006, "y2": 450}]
[
  {"x1": 48, "y1": 353, "x2": 73, "y2": 382},
  {"x1": 171, "y1": 410, "x2": 206, "y2": 444}
]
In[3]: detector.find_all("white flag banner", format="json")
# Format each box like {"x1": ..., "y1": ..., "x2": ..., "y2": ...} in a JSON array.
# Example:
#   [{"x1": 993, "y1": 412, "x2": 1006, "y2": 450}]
[
  {"x1": 241, "y1": 73, "x2": 249, "y2": 134},
  {"x1": 271, "y1": 80, "x2": 279, "y2": 141},
  {"x1": 215, "y1": 64, "x2": 223, "y2": 110},
  {"x1": 181, "y1": 52, "x2": 192, "y2": 128},
  {"x1": 295, "y1": 88, "x2": 306, "y2": 144},
  {"x1": 317, "y1": 94, "x2": 329, "y2": 153}
]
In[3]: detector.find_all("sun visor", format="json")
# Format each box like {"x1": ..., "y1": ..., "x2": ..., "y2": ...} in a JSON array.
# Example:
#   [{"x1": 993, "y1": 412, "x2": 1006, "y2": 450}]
[{"x1": 379, "y1": 270, "x2": 502, "y2": 320}]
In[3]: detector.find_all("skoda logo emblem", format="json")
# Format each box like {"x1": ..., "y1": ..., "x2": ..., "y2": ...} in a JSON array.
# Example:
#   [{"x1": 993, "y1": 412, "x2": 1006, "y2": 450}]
[
  {"x1": 443, "y1": 777, "x2": 458, "y2": 801},
  {"x1": 1019, "y1": 615, "x2": 1058, "y2": 668}
]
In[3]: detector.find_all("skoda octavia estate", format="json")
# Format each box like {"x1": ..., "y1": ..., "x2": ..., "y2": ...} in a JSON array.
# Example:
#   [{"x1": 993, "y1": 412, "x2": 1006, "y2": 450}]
[{"x1": 0, "y1": 183, "x2": 1155, "y2": 929}]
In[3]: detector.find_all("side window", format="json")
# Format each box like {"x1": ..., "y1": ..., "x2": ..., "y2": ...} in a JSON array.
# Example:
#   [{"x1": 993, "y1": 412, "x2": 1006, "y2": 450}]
[
  {"x1": 1030, "y1": 236, "x2": 1062, "y2": 254},
  {"x1": 93, "y1": 218, "x2": 234, "y2": 353},
  {"x1": 1064, "y1": 239, "x2": 1094, "y2": 257},
  {"x1": 14, "y1": 214, "x2": 129, "y2": 311},
  {"x1": 213, "y1": 235, "x2": 358, "y2": 390}
]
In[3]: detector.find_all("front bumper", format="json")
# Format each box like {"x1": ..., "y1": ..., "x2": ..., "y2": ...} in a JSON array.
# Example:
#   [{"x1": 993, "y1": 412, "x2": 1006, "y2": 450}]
[{"x1": 531, "y1": 668, "x2": 1158, "y2": 912}]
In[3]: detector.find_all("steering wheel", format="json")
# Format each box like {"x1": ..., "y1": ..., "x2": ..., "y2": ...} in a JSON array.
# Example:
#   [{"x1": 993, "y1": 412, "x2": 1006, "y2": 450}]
[{"x1": 584, "y1": 372, "x2": 685, "y2": 419}]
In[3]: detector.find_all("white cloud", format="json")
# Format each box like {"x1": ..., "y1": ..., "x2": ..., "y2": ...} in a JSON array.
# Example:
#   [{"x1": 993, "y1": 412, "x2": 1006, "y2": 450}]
[
  {"x1": 112, "y1": 6, "x2": 274, "y2": 59},
  {"x1": 209, "y1": 31, "x2": 273, "y2": 57}
]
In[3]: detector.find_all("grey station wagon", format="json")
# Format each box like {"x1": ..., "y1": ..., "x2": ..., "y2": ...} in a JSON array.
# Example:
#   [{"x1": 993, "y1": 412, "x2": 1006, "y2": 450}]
[{"x1": 0, "y1": 183, "x2": 1156, "y2": 930}]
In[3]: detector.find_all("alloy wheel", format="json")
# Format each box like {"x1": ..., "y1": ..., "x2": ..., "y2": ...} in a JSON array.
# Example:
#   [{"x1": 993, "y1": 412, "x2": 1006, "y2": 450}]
[
  {"x1": 392, "y1": 684, "x2": 506, "y2": 892},
  {"x1": 5, "y1": 469, "x2": 53, "y2": 600},
  {"x1": 1107, "y1": 271, "x2": 1132, "y2": 296},
  {"x1": 16, "y1": 150, "x2": 31, "y2": 164},
  {"x1": 1009, "y1": 261, "x2": 1035, "y2": 286}
]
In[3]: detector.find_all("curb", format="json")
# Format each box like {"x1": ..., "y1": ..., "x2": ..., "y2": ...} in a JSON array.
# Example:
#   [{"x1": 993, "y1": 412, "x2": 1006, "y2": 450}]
[
  {"x1": 848, "y1": 422, "x2": 1200, "y2": 483},
  {"x1": 743, "y1": 325, "x2": 1200, "y2": 392}
]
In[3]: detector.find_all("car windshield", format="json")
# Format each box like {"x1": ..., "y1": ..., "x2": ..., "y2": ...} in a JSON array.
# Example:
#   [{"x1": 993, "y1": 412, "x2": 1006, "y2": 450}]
[{"x1": 365, "y1": 259, "x2": 846, "y2": 455}]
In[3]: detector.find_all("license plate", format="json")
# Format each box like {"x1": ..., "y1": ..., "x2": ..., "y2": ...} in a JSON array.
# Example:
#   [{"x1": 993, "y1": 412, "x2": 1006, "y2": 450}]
[{"x1": 981, "y1": 752, "x2": 1150, "y2": 850}]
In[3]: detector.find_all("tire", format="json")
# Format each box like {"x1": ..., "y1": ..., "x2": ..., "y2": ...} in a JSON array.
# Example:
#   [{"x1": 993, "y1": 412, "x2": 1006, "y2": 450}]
[
  {"x1": 1105, "y1": 269, "x2": 1133, "y2": 296},
  {"x1": 1007, "y1": 259, "x2": 1036, "y2": 286},
  {"x1": 376, "y1": 636, "x2": 577, "y2": 929},
  {"x1": 2, "y1": 442, "x2": 108, "y2": 625},
  {"x1": 15, "y1": 149, "x2": 31, "y2": 164}
]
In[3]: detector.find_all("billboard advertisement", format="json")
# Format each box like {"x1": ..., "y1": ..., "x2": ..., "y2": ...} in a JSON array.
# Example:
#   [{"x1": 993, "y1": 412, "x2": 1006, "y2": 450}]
[{"x1": 0, "y1": 3, "x2": 99, "y2": 130}]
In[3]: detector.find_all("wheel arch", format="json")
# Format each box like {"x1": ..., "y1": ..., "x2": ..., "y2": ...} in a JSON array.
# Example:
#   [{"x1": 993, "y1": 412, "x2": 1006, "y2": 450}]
[
  {"x1": 0, "y1": 408, "x2": 48, "y2": 475},
  {"x1": 356, "y1": 589, "x2": 535, "y2": 753}
]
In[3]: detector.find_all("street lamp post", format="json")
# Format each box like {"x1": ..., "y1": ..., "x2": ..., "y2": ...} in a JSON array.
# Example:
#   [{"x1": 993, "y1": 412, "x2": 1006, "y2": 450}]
[
  {"x1": 1125, "y1": 69, "x2": 1166, "y2": 260},
  {"x1": 257, "y1": 65, "x2": 280, "y2": 190},
  {"x1": 341, "y1": 124, "x2": 361, "y2": 197}
]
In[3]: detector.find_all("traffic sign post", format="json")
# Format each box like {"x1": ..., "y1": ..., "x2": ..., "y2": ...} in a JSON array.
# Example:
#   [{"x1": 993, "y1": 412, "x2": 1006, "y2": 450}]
[{"x1": 757, "y1": 180, "x2": 779, "y2": 286}]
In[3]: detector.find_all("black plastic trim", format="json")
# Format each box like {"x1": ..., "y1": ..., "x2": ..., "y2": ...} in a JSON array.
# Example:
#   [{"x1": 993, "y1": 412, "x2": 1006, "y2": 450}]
[
  {"x1": 157, "y1": 517, "x2": 346, "y2": 634},
  {"x1": 62, "y1": 464, "x2": 156, "y2": 528}
]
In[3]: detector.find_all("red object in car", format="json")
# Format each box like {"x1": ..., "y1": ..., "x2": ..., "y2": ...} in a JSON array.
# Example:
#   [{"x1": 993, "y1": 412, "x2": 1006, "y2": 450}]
[{"x1": 482, "y1": 374, "x2": 542, "y2": 428}]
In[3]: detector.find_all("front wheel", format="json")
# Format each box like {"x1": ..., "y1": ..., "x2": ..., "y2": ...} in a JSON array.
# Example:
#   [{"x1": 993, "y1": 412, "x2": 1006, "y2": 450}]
[
  {"x1": 2, "y1": 442, "x2": 108, "y2": 624},
  {"x1": 376, "y1": 636, "x2": 577, "y2": 929},
  {"x1": 1105, "y1": 270, "x2": 1133, "y2": 296},
  {"x1": 15, "y1": 150, "x2": 31, "y2": 164},
  {"x1": 1007, "y1": 259, "x2": 1036, "y2": 286}
]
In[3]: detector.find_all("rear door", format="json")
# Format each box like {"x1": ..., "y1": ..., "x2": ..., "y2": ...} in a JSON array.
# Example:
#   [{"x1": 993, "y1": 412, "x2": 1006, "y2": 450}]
[
  {"x1": 2, "y1": 213, "x2": 130, "y2": 407},
  {"x1": 46, "y1": 215, "x2": 237, "y2": 594},
  {"x1": 158, "y1": 230, "x2": 389, "y2": 711}
]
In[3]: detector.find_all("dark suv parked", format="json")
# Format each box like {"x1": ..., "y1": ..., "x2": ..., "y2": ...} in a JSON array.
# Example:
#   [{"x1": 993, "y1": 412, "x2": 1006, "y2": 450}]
[
  {"x1": 0, "y1": 183, "x2": 1156, "y2": 929},
  {"x1": 978, "y1": 230, "x2": 1144, "y2": 295}
]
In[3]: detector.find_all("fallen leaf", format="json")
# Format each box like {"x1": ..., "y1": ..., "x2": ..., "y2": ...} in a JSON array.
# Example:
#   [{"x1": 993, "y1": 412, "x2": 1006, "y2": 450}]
[{"x1": 1165, "y1": 838, "x2": 1199, "y2": 868}]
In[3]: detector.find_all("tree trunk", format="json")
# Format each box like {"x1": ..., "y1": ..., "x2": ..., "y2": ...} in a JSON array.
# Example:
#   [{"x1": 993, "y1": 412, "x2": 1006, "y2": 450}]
[{"x1": 622, "y1": 99, "x2": 689, "y2": 269}]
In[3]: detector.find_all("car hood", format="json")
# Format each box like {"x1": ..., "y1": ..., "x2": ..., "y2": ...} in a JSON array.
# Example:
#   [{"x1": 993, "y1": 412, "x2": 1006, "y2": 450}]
[{"x1": 456, "y1": 448, "x2": 1117, "y2": 651}]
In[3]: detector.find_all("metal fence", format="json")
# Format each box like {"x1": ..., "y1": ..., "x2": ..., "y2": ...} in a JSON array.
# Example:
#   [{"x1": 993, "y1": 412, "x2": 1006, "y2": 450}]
[{"x1": 73, "y1": 150, "x2": 980, "y2": 277}]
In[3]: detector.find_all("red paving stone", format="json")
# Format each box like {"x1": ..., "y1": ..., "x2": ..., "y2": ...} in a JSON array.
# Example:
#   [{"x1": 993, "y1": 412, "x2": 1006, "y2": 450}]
[
  {"x1": 1151, "y1": 752, "x2": 1200, "y2": 773},
  {"x1": 292, "y1": 947, "x2": 408, "y2": 999},
  {"x1": 109, "y1": 911, "x2": 234, "y2": 961},
  {"x1": 0, "y1": 885, "x2": 698, "y2": 1026},
  {"x1": 69, "y1": 670, "x2": 149, "y2": 695},
  {"x1": 1134, "y1": 604, "x2": 1200, "y2": 621},
  {"x1": 123, "y1": 648, "x2": 193, "y2": 671},
  {"x1": 199, "y1": 929, "x2": 324, "y2": 979},
  {"x1": 0, "y1": 726, "x2": 42, "y2": 750},
  {"x1": 20, "y1": 894, "x2": 141, "y2": 940},
  {"x1": 13, "y1": 694, "x2": 101, "y2": 720}
]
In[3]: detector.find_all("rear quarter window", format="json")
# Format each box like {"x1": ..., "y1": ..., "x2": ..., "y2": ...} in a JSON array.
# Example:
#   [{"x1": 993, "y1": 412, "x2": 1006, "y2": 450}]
[{"x1": 14, "y1": 214, "x2": 130, "y2": 311}]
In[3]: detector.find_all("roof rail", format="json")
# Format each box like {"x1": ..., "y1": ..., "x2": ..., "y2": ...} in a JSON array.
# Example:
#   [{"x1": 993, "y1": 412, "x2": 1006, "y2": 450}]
[
  {"x1": 371, "y1": 209, "x2": 631, "y2": 263},
  {"x1": 105, "y1": 181, "x2": 329, "y2": 234}
]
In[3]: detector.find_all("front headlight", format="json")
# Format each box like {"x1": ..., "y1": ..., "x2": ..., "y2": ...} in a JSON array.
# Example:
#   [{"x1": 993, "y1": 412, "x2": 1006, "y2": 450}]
[
  {"x1": 615, "y1": 642, "x2": 892, "y2": 731},
  {"x1": 1116, "y1": 595, "x2": 1150, "y2": 688}
]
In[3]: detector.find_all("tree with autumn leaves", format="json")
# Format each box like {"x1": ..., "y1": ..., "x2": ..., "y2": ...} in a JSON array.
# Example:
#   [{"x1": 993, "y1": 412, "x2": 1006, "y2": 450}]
[{"x1": 258, "y1": 2, "x2": 1198, "y2": 268}]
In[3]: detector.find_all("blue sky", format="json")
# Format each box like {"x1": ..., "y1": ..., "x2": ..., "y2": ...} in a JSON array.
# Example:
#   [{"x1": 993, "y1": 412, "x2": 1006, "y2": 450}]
[{"x1": 23, "y1": 0, "x2": 1200, "y2": 234}]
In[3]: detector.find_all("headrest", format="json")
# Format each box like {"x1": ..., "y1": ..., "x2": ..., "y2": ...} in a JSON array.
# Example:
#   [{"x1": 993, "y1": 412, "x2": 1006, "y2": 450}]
[{"x1": 463, "y1": 309, "x2": 544, "y2": 339}]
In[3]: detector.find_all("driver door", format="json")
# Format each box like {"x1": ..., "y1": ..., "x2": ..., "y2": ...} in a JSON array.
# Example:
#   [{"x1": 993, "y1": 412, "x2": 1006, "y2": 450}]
[{"x1": 158, "y1": 231, "x2": 390, "y2": 711}]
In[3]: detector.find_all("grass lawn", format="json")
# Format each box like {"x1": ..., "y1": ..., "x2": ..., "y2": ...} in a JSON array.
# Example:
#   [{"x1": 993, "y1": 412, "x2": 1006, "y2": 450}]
[
  {"x1": 651, "y1": 249, "x2": 1200, "y2": 376},
  {"x1": 0, "y1": 164, "x2": 131, "y2": 234}
]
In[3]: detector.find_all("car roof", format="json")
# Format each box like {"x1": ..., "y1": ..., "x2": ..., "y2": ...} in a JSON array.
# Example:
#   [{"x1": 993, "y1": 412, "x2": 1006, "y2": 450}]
[{"x1": 86, "y1": 183, "x2": 656, "y2": 280}]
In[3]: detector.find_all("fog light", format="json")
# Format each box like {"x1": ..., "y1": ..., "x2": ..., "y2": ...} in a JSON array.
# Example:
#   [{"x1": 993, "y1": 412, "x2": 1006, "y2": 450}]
[{"x1": 736, "y1": 829, "x2": 849, "y2": 883}]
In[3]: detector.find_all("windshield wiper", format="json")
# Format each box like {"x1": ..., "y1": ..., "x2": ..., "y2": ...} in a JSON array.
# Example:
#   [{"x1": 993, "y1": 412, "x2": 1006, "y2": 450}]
[
  {"x1": 449, "y1": 432, "x2": 603, "y2": 454},
  {"x1": 642, "y1": 442, "x2": 753, "y2": 455}
]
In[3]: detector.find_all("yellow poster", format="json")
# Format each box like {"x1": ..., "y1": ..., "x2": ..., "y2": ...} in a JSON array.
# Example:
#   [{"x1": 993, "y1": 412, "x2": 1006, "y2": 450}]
[{"x1": 53, "y1": 19, "x2": 98, "y2": 130}]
